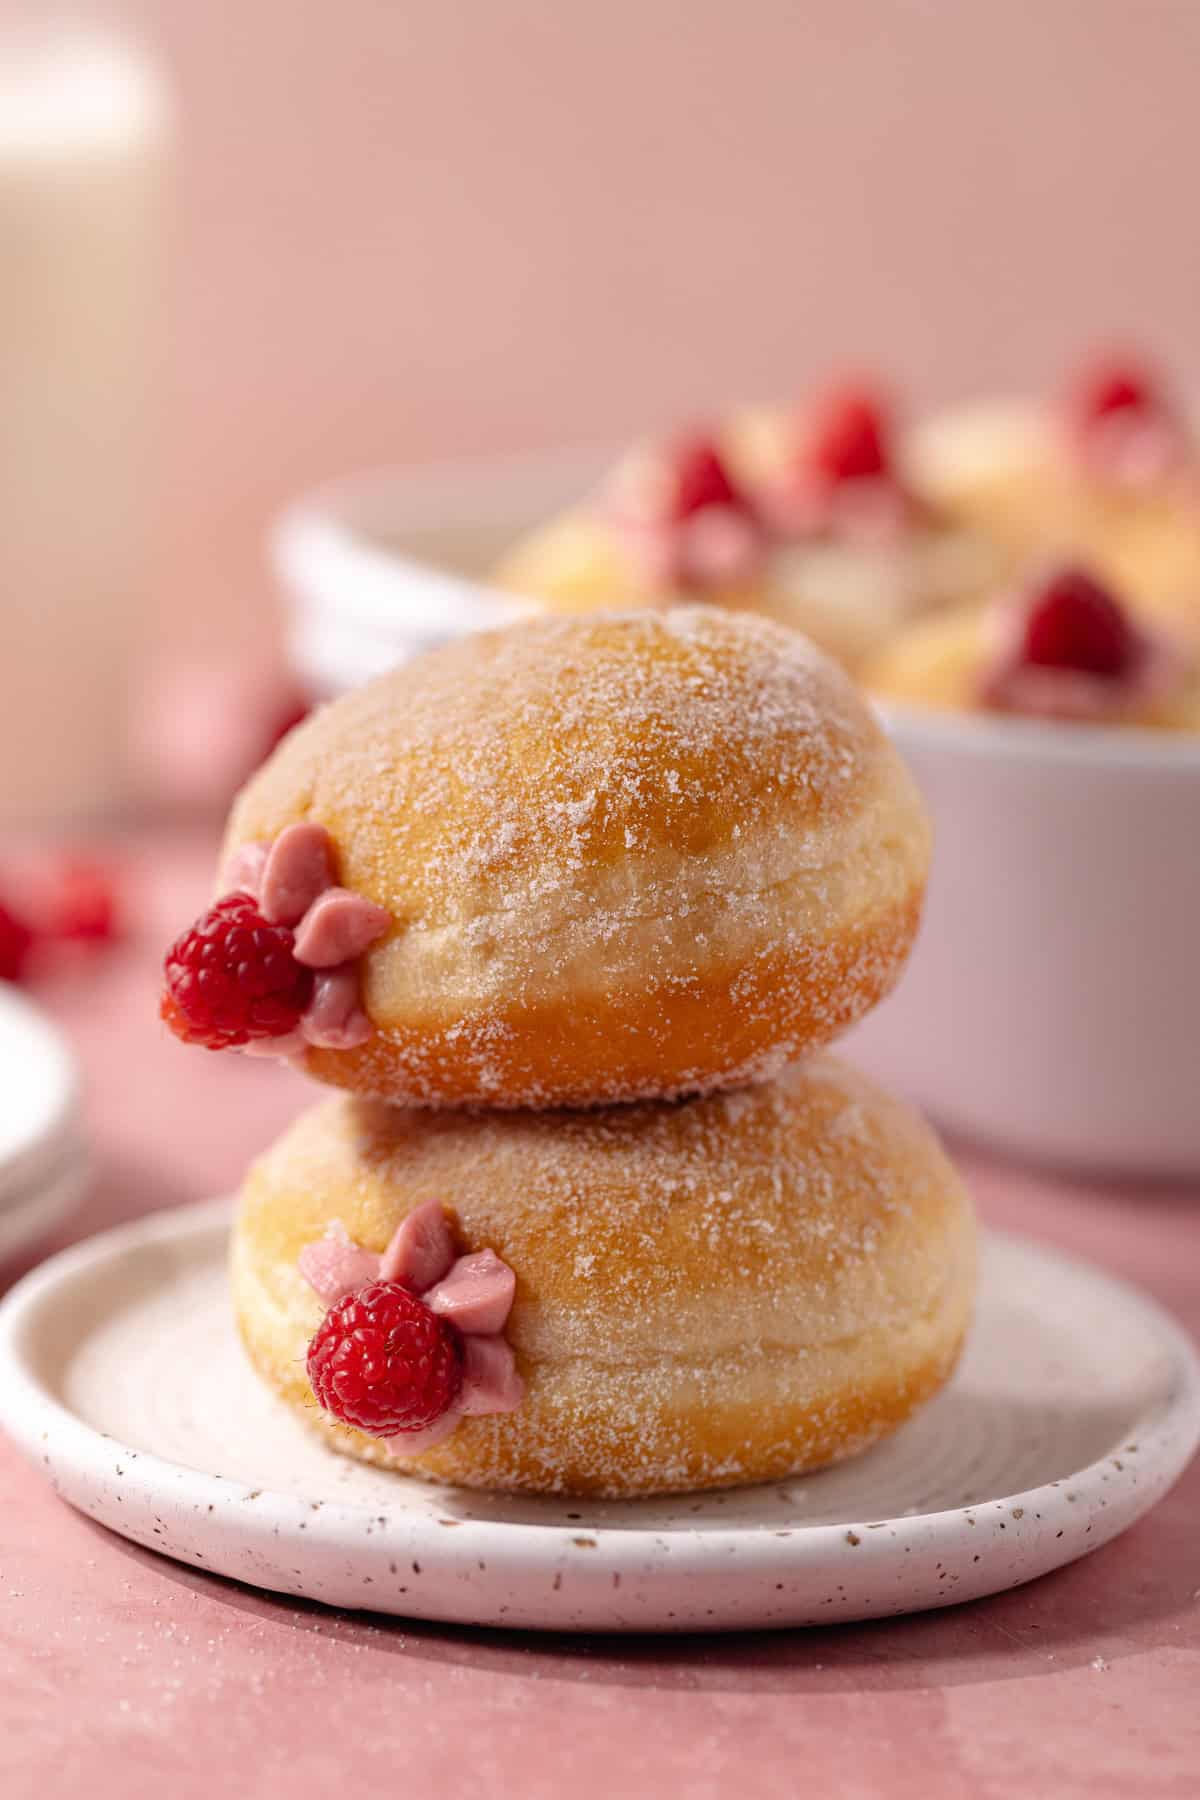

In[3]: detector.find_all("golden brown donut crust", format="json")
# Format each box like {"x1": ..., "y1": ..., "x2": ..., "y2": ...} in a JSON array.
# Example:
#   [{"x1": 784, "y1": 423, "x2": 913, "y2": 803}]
[
  {"x1": 231, "y1": 1055, "x2": 976, "y2": 1498},
  {"x1": 223, "y1": 607, "x2": 931, "y2": 1108}
]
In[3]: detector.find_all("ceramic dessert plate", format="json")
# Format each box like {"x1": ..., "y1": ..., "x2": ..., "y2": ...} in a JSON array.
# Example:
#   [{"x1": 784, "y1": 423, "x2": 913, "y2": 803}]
[{"x1": 0, "y1": 1197, "x2": 1196, "y2": 1633}]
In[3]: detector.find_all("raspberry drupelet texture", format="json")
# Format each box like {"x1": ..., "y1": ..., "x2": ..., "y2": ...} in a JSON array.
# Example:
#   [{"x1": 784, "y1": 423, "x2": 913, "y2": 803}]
[
  {"x1": 306, "y1": 1280, "x2": 464, "y2": 1436},
  {"x1": 160, "y1": 892, "x2": 313, "y2": 1050}
]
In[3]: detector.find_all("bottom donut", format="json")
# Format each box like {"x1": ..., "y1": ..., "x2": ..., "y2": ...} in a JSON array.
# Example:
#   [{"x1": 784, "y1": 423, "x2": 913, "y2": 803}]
[{"x1": 231, "y1": 1055, "x2": 976, "y2": 1499}]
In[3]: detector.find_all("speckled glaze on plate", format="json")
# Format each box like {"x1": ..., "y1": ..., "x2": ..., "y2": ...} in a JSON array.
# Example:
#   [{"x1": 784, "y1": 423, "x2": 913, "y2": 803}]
[{"x1": 0, "y1": 1198, "x2": 1197, "y2": 1633}]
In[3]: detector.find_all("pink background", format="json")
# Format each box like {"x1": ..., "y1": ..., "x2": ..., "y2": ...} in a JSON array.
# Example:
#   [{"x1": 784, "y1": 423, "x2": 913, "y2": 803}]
[{"x1": 11, "y1": 0, "x2": 1200, "y2": 656}]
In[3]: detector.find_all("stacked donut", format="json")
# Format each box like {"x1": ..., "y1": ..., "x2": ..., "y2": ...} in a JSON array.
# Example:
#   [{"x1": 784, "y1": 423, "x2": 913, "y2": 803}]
[{"x1": 162, "y1": 606, "x2": 975, "y2": 1497}]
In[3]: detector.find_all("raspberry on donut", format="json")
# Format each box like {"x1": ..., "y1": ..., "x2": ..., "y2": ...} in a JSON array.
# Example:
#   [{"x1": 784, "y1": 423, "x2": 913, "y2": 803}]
[
  {"x1": 306, "y1": 1280, "x2": 463, "y2": 1437},
  {"x1": 161, "y1": 893, "x2": 313, "y2": 1050}
]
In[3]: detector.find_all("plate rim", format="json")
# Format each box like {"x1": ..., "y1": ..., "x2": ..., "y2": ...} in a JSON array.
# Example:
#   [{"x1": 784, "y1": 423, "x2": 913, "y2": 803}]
[{"x1": 1, "y1": 1194, "x2": 1198, "y2": 1573}]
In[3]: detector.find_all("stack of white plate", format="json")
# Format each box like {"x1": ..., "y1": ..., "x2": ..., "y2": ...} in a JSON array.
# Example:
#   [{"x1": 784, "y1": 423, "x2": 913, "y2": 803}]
[{"x1": 0, "y1": 984, "x2": 89, "y2": 1265}]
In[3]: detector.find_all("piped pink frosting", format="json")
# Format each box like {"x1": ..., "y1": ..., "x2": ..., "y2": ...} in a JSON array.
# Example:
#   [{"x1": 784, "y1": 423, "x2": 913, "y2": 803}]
[
  {"x1": 298, "y1": 1198, "x2": 524, "y2": 1448},
  {"x1": 223, "y1": 824, "x2": 390, "y2": 1055},
  {"x1": 760, "y1": 469, "x2": 924, "y2": 546},
  {"x1": 615, "y1": 506, "x2": 766, "y2": 592},
  {"x1": 1066, "y1": 410, "x2": 1192, "y2": 491},
  {"x1": 600, "y1": 444, "x2": 766, "y2": 592}
]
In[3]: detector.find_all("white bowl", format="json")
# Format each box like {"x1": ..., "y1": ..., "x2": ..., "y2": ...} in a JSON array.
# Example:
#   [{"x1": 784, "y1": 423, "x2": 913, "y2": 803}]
[
  {"x1": 270, "y1": 460, "x2": 1200, "y2": 1177},
  {"x1": 847, "y1": 711, "x2": 1200, "y2": 1178},
  {"x1": 271, "y1": 449, "x2": 607, "y2": 695}
]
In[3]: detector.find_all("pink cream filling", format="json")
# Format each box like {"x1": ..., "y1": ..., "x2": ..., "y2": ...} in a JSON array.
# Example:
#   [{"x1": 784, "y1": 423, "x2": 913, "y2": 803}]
[
  {"x1": 298, "y1": 1198, "x2": 524, "y2": 1450},
  {"x1": 222, "y1": 824, "x2": 390, "y2": 1055},
  {"x1": 977, "y1": 602, "x2": 1191, "y2": 724},
  {"x1": 613, "y1": 506, "x2": 766, "y2": 592},
  {"x1": 1066, "y1": 411, "x2": 1193, "y2": 491},
  {"x1": 758, "y1": 466, "x2": 930, "y2": 547}
]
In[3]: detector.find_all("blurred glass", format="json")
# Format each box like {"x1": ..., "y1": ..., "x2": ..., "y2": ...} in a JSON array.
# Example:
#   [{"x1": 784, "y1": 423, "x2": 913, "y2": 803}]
[{"x1": 0, "y1": 21, "x2": 171, "y2": 822}]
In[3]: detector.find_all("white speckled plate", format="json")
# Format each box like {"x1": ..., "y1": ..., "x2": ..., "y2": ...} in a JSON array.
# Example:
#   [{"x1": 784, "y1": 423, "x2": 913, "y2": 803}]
[{"x1": 0, "y1": 1198, "x2": 1197, "y2": 1632}]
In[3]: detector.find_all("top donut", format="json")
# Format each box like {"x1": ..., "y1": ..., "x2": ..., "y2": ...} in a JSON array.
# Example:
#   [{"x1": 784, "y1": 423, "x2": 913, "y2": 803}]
[{"x1": 216, "y1": 606, "x2": 929, "y2": 1108}]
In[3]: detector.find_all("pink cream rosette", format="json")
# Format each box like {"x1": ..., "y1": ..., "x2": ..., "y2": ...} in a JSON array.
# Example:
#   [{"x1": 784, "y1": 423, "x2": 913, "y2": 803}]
[
  {"x1": 298, "y1": 1199, "x2": 524, "y2": 1450},
  {"x1": 222, "y1": 822, "x2": 391, "y2": 1055}
]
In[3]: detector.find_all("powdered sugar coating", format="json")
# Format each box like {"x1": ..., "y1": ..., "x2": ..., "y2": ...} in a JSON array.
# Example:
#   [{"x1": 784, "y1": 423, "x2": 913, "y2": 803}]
[{"x1": 224, "y1": 607, "x2": 930, "y2": 1108}]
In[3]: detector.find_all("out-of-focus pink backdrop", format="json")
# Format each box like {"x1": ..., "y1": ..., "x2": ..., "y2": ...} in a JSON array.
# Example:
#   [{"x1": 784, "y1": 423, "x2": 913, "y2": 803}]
[{"x1": 25, "y1": 0, "x2": 1200, "y2": 653}]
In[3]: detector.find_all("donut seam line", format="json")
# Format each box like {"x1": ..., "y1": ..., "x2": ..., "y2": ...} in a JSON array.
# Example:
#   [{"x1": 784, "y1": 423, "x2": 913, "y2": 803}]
[
  {"x1": 502, "y1": 1309, "x2": 963, "y2": 1373},
  {"x1": 361, "y1": 861, "x2": 916, "y2": 999}
]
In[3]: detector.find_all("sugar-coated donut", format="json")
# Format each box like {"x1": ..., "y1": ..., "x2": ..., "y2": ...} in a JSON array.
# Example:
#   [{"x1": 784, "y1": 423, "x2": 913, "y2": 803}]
[
  {"x1": 231, "y1": 1055, "x2": 976, "y2": 1498},
  {"x1": 222, "y1": 607, "x2": 930, "y2": 1108}
]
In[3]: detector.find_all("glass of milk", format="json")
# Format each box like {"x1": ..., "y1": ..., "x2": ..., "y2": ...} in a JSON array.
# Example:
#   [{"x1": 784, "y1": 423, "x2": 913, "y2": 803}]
[{"x1": 0, "y1": 24, "x2": 171, "y2": 822}]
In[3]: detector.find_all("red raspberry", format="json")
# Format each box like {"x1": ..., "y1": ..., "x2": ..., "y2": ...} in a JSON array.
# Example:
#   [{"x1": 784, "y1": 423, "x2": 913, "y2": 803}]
[
  {"x1": 0, "y1": 899, "x2": 34, "y2": 983},
  {"x1": 47, "y1": 858, "x2": 121, "y2": 944},
  {"x1": 1065, "y1": 353, "x2": 1159, "y2": 429},
  {"x1": 666, "y1": 435, "x2": 749, "y2": 520},
  {"x1": 307, "y1": 1280, "x2": 463, "y2": 1436},
  {"x1": 160, "y1": 892, "x2": 313, "y2": 1049},
  {"x1": 808, "y1": 382, "x2": 891, "y2": 484},
  {"x1": 1017, "y1": 565, "x2": 1137, "y2": 678}
]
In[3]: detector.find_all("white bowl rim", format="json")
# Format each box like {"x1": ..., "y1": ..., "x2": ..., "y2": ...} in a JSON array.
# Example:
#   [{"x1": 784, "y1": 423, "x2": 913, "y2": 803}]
[
  {"x1": 272, "y1": 453, "x2": 1200, "y2": 770},
  {"x1": 274, "y1": 444, "x2": 610, "y2": 517},
  {"x1": 878, "y1": 700, "x2": 1200, "y2": 770},
  {"x1": 270, "y1": 447, "x2": 610, "y2": 635}
]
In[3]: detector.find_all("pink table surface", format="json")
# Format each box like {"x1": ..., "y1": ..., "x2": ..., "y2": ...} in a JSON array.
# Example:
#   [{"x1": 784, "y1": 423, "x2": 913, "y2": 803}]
[{"x1": 2, "y1": 828, "x2": 1198, "y2": 1800}]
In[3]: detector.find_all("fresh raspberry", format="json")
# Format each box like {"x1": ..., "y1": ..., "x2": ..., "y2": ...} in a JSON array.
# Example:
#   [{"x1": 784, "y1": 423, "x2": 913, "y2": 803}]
[
  {"x1": 307, "y1": 1280, "x2": 463, "y2": 1436},
  {"x1": 807, "y1": 382, "x2": 891, "y2": 484},
  {"x1": 46, "y1": 858, "x2": 121, "y2": 944},
  {"x1": 0, "y1": 898, "x2": 34, "y2": 983},
  {"x1": 1016, "y1": 565, "x2": 1138, "y2": 678},
  {"x1": 665, "y1": 435, "x2": 749, "y2": 520},
  {"x1": 1065, "y1": 354, "x2": 1159, "y2": 429},
  {"x1": 160, "y1": 892, "x2": 313, "y2": 1050}
]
